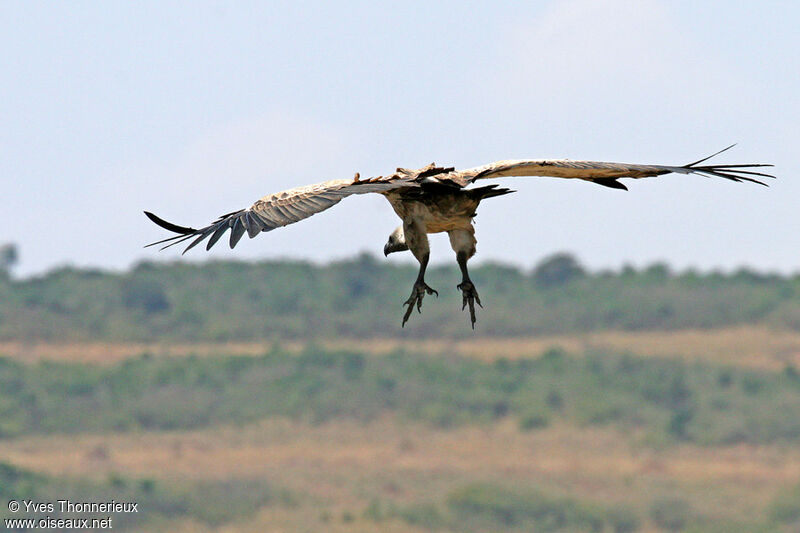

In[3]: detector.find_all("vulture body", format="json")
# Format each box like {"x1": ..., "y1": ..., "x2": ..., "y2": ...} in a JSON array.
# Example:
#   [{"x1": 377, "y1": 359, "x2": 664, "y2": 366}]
[{"x1": 146, "y1": 146, "x2": 773, "y2": 327}]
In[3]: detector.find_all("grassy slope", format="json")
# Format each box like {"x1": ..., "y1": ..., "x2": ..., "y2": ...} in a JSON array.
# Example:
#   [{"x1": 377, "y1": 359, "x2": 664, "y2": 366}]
[{"x1": 2, "y1": 342, "x2": 800, "y2": 531}]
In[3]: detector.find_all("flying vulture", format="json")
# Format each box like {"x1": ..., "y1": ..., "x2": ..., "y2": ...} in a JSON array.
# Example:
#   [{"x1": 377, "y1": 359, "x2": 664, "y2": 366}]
[{"x1": 145, "y1": 146, "x2": 773, "y2": 328}]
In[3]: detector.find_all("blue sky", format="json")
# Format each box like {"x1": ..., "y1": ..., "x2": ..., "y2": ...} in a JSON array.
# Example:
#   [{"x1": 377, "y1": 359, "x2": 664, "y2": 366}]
[{"x1": 2, "y1": 1, "x2": 798, "y2": 276}]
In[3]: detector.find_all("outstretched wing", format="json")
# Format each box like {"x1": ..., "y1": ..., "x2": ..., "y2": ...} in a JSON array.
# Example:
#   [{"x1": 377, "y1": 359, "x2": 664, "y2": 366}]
[
  {"x1": 146, "y1": 148, "x2": 774, "y2": 253},
  {"x1": 145, "y1": 174, "x2": 416, "y2": 254},
  {"x1": 455, "y1": 145, "x2": 775, "y2": 190}
]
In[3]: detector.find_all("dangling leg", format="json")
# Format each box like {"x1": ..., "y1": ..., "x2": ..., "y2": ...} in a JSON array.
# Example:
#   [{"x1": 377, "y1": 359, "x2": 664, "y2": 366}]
[
  {"x1": 402, "y1": 252, "x2": 438, "y2": 327},
  {"x1": 402, "y1": 221, "x2": 437, "y2": 327},
  {"x1": 456, "y1": 251, "x2": 482, "y2": 328},
  {"x1": 449, "y1": 228, "x2": 481, "y2": 328}
]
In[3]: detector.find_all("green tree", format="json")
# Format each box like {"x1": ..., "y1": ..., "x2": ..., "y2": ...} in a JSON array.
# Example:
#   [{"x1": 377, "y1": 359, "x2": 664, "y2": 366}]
[
  {"x1": 533, "y1": 252, "x2": 585, "y2": 287},
  {"x1": 121, "y1": 278, "x2": 170, "y2": 314},
  {"x1": 0, "y1": 243, "x2": 18, "y2": 274}
]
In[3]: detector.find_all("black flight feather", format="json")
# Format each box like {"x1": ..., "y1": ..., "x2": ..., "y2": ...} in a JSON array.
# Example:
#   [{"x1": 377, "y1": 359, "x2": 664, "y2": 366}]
[
  {"x1": 593, "y1": 178, "x2": 628, "y2": 191},
  {"x1": 144, "y1": 211, "x2": 196, "y2": 235}
]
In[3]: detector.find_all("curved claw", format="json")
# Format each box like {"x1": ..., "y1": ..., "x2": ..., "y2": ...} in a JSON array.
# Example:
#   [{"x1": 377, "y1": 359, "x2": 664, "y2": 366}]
[
  {"x1": 457, "y1": 280, "x2": 482, "y2": 329},
  {"x1": 401, "y1": 281, "x2": 438, "y2": 327}
]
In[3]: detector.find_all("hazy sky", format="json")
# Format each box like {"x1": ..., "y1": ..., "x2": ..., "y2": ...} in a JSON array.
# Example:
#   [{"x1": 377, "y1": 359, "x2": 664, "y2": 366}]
[{"x1": 2, "y1": 1, "x2": 798, "y2": 277}]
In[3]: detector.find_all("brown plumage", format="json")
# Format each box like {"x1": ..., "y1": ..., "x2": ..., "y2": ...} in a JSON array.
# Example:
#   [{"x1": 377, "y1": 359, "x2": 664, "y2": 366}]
[{"x1": 145, "y1": 146, "x2": 774, "y2": 328}]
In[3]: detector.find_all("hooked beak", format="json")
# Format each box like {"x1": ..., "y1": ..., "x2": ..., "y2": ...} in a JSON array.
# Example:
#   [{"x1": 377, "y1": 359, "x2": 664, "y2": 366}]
[{"x1": 384, "y1": 242, "x2": 406, "y2": 257}]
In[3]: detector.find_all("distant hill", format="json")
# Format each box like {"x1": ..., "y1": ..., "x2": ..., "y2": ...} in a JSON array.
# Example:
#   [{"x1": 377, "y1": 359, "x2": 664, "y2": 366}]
[{"x1": 1, "y1": 252, "x2": 798, "y2": 341}]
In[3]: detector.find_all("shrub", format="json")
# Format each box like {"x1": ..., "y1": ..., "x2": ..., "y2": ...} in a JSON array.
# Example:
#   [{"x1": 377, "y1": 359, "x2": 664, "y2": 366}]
[
  {"x1": 608, "y1": 506, "x2": 641, "y2": 533},
  {"x1": 768, "y1": 484, "x2": 800, "y2": 525},
  {"x1": 447, "y1": 483, "x2": 606, "y2": 531},
  {"x1": 649, "y1": 497, "x2": 693, "y2": 531},
  {"x1": 519, "y1": 411, "x2": 551, "y2": 431},
  {"x1": 396, "y1": 503, "x2": 444, "y2": 529},
  {"x1": 0, "y1": 461, "x2": 42, "y2": 500}
]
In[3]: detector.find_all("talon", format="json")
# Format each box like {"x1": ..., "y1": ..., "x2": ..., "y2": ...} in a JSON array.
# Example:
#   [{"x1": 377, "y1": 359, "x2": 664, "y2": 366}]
[
  {"x1": 457, "y1": 280, "x2": 482, "y2": 328},
  {"x1": 400, "y1": 280, "x2": 438, "y2": 326}
]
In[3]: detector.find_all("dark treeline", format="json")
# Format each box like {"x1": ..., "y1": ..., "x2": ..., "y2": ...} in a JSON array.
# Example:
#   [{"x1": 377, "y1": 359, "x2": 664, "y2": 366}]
[{"x1": 1, "y1": 252, "x2": 799, "y2": 341}]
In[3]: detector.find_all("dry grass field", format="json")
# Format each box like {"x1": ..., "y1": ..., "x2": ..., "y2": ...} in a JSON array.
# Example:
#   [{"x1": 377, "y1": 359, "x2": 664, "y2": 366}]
[
  {"x1": 3, "y1": 417, "x2": 800, "y2": 532},
  {"x1": 2, "y1": 325, "x2": 800, "y2": 370}
]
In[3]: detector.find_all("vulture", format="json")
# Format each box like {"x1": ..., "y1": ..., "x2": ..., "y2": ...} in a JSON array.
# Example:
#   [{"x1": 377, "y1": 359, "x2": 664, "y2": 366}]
[{"x1": 145, "y1": 146, "x2": 773, "y2": 328}]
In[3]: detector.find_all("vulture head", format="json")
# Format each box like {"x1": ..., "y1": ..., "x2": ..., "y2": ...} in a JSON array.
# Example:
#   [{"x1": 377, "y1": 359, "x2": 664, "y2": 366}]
[{"x1": 384, "y1": 226, "x2": 409, "y2": 256}]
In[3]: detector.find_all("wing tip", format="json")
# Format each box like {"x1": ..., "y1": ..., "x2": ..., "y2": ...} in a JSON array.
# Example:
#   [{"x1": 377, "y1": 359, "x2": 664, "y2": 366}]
[{"x1": 681, "y1": 145, "x2": 775, "y2": 186}]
